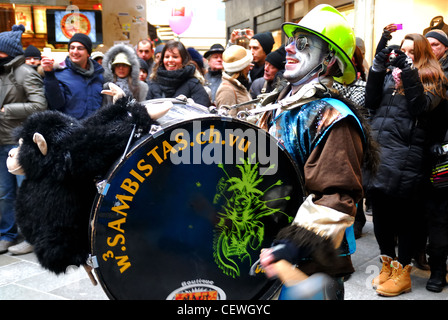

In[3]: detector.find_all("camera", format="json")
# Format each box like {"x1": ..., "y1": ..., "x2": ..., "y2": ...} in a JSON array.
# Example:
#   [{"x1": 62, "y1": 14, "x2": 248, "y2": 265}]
[
  {"x1": 239, "y1": 29, "x2": 246, "y2": 36},
  {"x1": 387, "y1": 50, "x2": 397, "y2": 64}
]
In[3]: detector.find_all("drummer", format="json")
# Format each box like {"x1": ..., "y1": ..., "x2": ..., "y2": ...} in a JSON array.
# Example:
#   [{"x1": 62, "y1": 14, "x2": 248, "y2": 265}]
[{"x1": 258, "y1": 5, "x2": 378, "y2": 299}]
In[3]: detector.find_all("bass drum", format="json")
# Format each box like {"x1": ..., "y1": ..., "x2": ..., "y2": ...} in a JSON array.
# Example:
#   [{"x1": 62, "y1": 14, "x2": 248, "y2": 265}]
[{"x1": 89, "y1": 115, "x2": 304, "y2": 300}]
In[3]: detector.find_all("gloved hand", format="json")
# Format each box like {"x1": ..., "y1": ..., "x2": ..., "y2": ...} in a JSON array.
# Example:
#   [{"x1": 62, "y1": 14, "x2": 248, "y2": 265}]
[
  {"x1": 268, "y1": 240, "x2": 312, "y2": 264},
  {"x1": 430, "y1": 143, "x2": 448, "y2": 157},
  {"x1": 390, "y1": 50, "x2": 414, "y2": 70},
  {"x1": 372, "y1": 47, "x2": 394, "y2": 72}
]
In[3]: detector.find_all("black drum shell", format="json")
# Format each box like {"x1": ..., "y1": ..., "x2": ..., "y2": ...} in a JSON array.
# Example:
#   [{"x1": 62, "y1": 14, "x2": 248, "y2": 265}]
[{"x1": 89, "y1": 115, "x2": 304, "y2": 300}]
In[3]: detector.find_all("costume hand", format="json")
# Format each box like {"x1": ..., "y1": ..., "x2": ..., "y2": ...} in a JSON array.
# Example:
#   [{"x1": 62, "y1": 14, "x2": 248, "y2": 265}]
[
  {"x1": 372, "y1": 47, "x2": 393, "y2": 72},
  {"x1": 101, "y1": 82, "x2": 126, "y2": 103}
]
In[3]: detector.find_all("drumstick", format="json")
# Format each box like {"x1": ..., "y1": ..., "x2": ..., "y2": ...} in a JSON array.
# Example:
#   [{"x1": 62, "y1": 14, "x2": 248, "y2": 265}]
[{"x1": 83, "y1": 264, "x2": 98, "y2": 286}]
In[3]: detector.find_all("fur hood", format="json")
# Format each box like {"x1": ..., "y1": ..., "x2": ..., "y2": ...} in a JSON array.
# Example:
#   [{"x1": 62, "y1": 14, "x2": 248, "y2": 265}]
[
  {"x1": 102, "y1": 43, "x2": 148, "y2": 103},
  {"x1": 102, "y1": 43, "x2": 141, "y2": 86}
]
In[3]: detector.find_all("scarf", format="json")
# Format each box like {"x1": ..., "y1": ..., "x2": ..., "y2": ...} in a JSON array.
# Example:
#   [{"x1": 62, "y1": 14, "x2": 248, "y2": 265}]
[
  {"x1": 115, "y1": 77, "x2": 132, "y2": 97},
  {"x1": 392, "y1": 67, "x2": 402, "y2": 89},
  {"x1": 69, "y1": 58, "x2": 95, "y2": 77},
  {"x1": 155, "y1": 64, "x2": 195, "y2": 97}
]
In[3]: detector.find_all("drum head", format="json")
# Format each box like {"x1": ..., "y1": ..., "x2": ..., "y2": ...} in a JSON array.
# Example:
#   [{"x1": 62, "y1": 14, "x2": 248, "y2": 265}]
[{"x1": 90, "y1": 116, "x2": 304, "y2": 300}]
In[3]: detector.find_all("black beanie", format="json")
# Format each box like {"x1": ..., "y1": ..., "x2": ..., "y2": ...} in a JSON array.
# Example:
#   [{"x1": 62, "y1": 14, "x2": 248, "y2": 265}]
[
  {"x1": 68, "y1": 33, "x2": 92, "y2": 54},
  {"x1": 252, "y1": 32, "x2": 275, "y2": 55},
  {"x1": 24, "y1": 45, "x2": 41, "y2": 59},
  {"x1": 265, "y1": 46, "x2": 286, "y2": 70},
  {"x1": 425, "y1": 30, "x2": 448, "y2": 47}
]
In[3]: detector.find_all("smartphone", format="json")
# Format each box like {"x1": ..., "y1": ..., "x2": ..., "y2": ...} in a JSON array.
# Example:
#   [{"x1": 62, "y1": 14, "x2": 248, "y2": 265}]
[
  {"x1": 43, "y1": 47, "x2": 51, "y2": 56},
  {"x1": 395, "y1": 24, "x2": 403, "y2": 30}
]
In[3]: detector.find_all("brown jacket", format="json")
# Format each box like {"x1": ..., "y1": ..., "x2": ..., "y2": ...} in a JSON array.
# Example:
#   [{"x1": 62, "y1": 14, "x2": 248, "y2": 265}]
[{"x1": 215, "y1": 73, "x2": 253, "y2": 117}]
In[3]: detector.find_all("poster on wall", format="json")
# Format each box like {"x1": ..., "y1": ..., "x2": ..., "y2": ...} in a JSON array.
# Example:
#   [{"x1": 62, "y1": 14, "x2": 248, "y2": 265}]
[
  {"x1": 54, "y1": 10, "x2": 97, "y2": 42},
  {"x1": 15, "y1": 5, "x2": 33, "y2": 33}
]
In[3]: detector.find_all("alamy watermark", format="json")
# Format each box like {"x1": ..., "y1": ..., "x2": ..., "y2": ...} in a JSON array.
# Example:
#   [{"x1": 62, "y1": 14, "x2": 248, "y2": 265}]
[{"x1": 167, "y1": 120, "x2": 280, "y2": 175}]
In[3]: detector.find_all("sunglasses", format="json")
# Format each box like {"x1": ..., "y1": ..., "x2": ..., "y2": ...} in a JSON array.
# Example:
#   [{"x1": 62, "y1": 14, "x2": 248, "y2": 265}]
[{"x1": 286, "y1": 34, "x2": 324, "y2": 51}]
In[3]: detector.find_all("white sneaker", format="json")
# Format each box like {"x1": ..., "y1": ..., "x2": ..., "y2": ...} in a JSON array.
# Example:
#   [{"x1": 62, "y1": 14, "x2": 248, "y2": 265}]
[{"x1": 8, "y1": 241, "x2": 34, "y2": 255}]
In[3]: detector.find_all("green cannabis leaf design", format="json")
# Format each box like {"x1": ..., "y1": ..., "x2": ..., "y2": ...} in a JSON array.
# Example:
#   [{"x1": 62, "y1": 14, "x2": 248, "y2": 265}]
[{"x1": 212, "y1": 153, "x2": 293, "y2": 278}]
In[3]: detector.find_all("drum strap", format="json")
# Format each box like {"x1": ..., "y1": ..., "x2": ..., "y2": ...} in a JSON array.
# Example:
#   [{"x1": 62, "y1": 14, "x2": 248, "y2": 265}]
[{"x1": 237, "y1": 82, "x2": 325, "y2": 120}]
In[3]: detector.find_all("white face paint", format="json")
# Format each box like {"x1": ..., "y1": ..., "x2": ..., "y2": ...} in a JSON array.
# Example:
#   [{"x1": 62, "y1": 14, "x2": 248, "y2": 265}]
[{"x1": 283, "y1": 30, "x2": 329, "y2": 85}]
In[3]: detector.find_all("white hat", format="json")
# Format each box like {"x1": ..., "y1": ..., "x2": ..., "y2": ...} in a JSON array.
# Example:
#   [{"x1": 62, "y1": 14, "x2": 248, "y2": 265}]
[
  {"x1": 91, "y1": 51, "x2": 104, "y2": 61},
  {"x1": 112, "y1": 52, "x2": 131, "y2": 66},
  {"x1": 222, "y1": 45, "x2": 253, "y2": 73}
]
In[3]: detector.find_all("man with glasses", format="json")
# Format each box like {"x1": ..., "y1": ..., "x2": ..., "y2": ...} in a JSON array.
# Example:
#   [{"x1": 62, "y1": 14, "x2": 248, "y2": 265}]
[
  {"x1": 257, "y1": 5, "x2": 377, "y2": 299},
  {"x1": 41, "y1": 33, "x2": 104, "y2": 119},
  {"x1": 24, "y1": 45, "x2": 44, "y2": 78}
]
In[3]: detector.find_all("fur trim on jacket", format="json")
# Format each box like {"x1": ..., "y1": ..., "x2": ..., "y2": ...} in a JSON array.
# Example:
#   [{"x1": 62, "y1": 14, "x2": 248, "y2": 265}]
[{"x1": 102, "y1": 44, "x2": 148, "y2": 103}]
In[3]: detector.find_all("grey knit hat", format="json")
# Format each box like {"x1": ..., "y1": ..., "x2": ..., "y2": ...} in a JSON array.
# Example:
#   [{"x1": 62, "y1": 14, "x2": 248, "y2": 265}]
[{"x1": 0, "y1": 24, "x2": 25, "y2": 57}]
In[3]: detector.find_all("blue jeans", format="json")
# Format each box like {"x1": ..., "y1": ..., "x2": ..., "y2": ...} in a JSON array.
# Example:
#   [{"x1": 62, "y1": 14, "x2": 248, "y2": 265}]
[{"x1": 0, "y1": 144, "x2": 24, "y2": 241}]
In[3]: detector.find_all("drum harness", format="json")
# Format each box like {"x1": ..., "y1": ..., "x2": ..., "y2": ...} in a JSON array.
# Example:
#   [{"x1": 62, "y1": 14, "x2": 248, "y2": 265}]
[{"x1": 232, "y1": 82, "x2": 329, "y2": 123}]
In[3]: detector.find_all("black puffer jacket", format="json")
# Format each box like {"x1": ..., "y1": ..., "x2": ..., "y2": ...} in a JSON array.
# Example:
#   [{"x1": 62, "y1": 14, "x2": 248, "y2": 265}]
[
  {"x1": 146, "y1": 64, "x2": 210, "y2": 107},
  {"x1": 363, "y1": 66, "x2": 443, "y2": 197}
]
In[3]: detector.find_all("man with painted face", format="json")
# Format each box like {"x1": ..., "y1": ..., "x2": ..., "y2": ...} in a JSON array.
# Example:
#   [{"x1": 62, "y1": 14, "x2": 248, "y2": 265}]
[{"x1": 257, "y1": 5, "x2": 377, "y2": 299}]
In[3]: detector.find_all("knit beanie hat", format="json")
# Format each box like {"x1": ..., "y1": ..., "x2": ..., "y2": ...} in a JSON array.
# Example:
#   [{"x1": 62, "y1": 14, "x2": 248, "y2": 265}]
[
  {"x1": 265, "y1": 46, "x2": 286, "y2": 70},
  {"x1": 68, "y1": 33, "x2": 92, "y2": 54},
  {"x1": 187, "y1": 47, "x2": 204, "y2": 69},
  {"x1": 0, "y1": 24, "x2": 25, "y2": 57},
  {"x1": 222, "y1": 45, "x2": 253, "y2": 73},
  {"x1": 425, "y1": 30, "x2": 448, "y2": 47},
  {"x1": 252, "y1": 32, "x2": 275, "y2": 55},
  {"x1": 24, "y1": 45, "x2": 41, "y2": 59},
  {"x1": 138, "y1": 57, "x2": 149, "y2": 73}
]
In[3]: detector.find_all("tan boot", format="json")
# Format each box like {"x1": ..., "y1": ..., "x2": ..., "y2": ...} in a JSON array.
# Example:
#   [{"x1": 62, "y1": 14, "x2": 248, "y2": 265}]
[
  {"x1": 376, "y1": 261, "x2": 412, "y2": 297},
  {"x1": 372, "y1": 255, "x2": 393, "y2": 289}
]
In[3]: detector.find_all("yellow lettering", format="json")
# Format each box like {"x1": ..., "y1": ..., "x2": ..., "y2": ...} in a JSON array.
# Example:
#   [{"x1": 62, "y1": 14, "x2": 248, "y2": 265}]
[
  {"x1": 121, "y1": 178, "x2": 139, "y2": 195},
  {"x1": 175, "y1": 132, "x2": 188, "y2": 151},
  {"x1": 209, "y1": 125, "x2": 221, "y2": 144},
  {"x1": 137, "y1": 159, "x2": 153, "y2": 177},
  {"x1": 108, "y1": 217, "x2": 126, "y2": 233},
  {"x1": 196, "y1": 131, "x2": 206, "y2": 145},
  {"x1": 129, "y1": 169, "x2": 145, "y2": 183},
  {"x1": 111, "y1": 194, "x2": 133, "y2": 216},
  {"x1": 162, "y1": 140, "x2": 176, "y2": 159},
  {"x1": 147, "y1": 146, "x2": 163, "y2": 164},
  {"x1": 238, "y1": 138, "x2": 251, "y2": 152},
  {"x1": 228, "y1": 134, "x2": 238, "y2": 146},
  {"x1": 116, "y1": 255, "x2": 131, "y2": 273},
  {"x1": 107, "y1": 234, "x2": 125, "y2": 247}
]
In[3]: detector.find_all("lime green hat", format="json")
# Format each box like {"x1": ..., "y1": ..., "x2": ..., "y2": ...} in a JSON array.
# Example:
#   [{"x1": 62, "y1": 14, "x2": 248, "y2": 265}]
[{"x1": 282, "y1": 4, "x2": 357, "y2": 85}]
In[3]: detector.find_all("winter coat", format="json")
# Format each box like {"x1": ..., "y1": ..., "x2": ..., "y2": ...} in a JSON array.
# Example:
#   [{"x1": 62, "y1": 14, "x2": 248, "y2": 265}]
[
  {"x1": 44, "y1": 56, "x2": 104, "y2": 120},
  {"x1": 102, "y1": 44, "x2": 148, "y2": 105},
  {"x1": 0, "y1": 55, "x2": 47, "y2": 145},
  {"x1": 363, "y1": 66, "x2": 443, "y2": 197},
  {"x1": 146, "y1": 64, "x2": 211, "y2": 107},
  {"x1": 204, "y1": 69, "x2": 223, "y2": 104},
  {"x1": 215, "y1": 73, "x2": 253, "y2": 117}
]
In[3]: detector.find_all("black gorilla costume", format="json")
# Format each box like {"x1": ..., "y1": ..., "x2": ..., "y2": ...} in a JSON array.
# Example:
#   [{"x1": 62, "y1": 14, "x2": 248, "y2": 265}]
[{"x1": 10, "y1": 98, "x2": 157, "y2": 274}]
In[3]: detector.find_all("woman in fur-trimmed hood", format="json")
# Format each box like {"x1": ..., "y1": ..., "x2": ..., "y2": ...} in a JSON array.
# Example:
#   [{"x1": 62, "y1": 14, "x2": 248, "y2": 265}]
[{"x1": 102, "y1": 43, "x2": 148, "y2": 105}]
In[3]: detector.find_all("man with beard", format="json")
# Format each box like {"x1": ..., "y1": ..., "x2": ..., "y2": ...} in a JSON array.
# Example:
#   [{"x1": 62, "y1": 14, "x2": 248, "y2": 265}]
[{"x1": 257, "y1": 5, "x2": 377, "y2": 299}]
